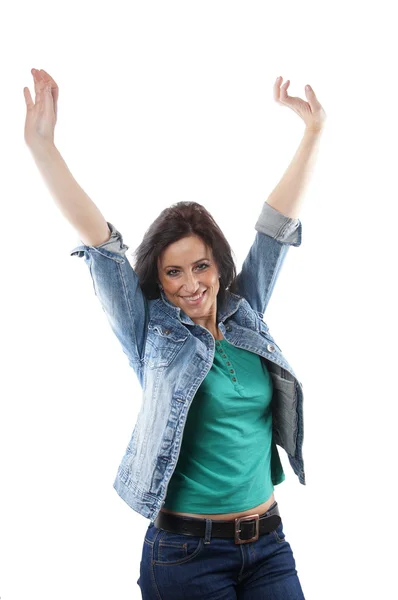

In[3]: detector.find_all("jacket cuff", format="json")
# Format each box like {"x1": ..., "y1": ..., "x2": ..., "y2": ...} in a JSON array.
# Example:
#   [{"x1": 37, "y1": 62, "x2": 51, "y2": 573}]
[
  {"x1": 255, "y1": 202, "x2": 302, "y2": 247},
  {"x1": 70, "y1": 222, "x2": 130, "y2": 258},
  {"x1": 98, "y1": 222, "x2": 129, "y2": 255}
]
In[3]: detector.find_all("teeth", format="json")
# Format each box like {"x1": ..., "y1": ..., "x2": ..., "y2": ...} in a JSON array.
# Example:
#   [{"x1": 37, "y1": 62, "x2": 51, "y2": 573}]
[{"x1": 186, "y1": 291, "x2": 204, "y2": 300}]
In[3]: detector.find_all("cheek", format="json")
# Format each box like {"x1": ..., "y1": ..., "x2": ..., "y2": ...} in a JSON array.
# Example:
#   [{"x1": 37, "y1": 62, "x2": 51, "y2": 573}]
[
  {"x1": 210, "y1": 272, "x2": 220, "y2": 289},
  {"x1": 164, "y1": 281, "x2": 179, "y2": 294}
]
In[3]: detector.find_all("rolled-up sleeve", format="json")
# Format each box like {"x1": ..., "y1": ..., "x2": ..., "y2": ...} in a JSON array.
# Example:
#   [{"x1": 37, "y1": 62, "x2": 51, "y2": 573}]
[
  {"x1": 255, "y1": 202, "x2": 302, "y2": 247},
  {"x1": 70, "y1": 222, "x2": 147, "y2": 375},
  {"x1": 70, "y1": 221, "x2": 129, "y2": 258},
  {"x1": 235, "y1": 203, "x2": 302, "y2": 315}
]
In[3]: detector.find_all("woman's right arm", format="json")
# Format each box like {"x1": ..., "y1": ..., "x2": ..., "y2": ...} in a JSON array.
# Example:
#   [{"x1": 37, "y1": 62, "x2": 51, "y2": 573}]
[
  {"x1": 29, "y1": 142, "x2": 111, "y2": 246},
  {"x1": 24, "y1": 68, "x2": 110, "y2": 246},
  {"x1": 24, "y1": 69, "x2": 148, "y2": 377}
]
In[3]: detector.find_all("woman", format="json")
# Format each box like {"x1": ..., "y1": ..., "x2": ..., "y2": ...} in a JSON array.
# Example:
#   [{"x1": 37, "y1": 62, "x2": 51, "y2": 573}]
[{"x1": 24, "y1": 69, "x2": 326, "y2": 599}]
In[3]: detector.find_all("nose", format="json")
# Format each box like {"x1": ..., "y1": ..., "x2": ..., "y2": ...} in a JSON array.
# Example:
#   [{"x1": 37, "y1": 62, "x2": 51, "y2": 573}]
[{"x1": 181, "y1": 272, "x2": 200, "y2": 295}]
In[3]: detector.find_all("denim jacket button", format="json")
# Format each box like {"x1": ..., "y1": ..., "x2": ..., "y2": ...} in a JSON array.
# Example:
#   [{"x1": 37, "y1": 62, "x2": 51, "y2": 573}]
[{"x1": 267, "y1": 343, "x2": 276, "y2": 352}]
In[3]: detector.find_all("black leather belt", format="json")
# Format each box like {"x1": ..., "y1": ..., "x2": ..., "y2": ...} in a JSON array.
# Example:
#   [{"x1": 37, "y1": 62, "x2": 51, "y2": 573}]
[{"x1": 154, "y1": 501, "x2": 281, "y2": 545}]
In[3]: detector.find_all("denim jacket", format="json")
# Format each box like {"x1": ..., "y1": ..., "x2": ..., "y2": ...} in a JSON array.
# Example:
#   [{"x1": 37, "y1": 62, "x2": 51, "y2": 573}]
[{"x1": 70, "y1": 202, "x2": 305, "y2": 523}]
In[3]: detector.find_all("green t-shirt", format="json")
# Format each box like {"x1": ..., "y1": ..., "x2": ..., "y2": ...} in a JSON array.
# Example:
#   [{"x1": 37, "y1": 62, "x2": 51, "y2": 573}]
[{"x1": 164, "y1": 338, "x2": 285, "y2": 513}]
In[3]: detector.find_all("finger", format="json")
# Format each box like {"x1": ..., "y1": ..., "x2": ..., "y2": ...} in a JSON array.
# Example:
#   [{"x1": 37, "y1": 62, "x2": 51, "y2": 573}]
[
  {"x1": 31, "y1": 68, "x2": 42, "y2": 102},
  {"x1": 273, "y1": 76, "x2": 283, "y2": 102},
  {"x1": 274, "y1": 77, "x2": 290, "y2": 103},
  {"x1": 33, "y1": 69, "x2": 50, "y2": 101},
  {"x1": 280, "y1": 80, "x2": 290, "y2": 100},
  {"x1": 35, "y1": 79, "x2": 49, "y2": 111},
  {"x1": 42, "y1": 82, "x2": 56, "y2": 119},
  {"x1": 33, "y1": 75, "x2": 50, "y2": 106},
  {"x1": 39, "y1": 68, "x2": 59, "y2": 90},
  {"x1": 23, "y1": 86, "x2": 34, "y2": 109},
  {"x1": 39, "y1": 69, "x2": 59, "y2": 119},
  {"x1": 38, "y1": 69, "x2": 57, "y2": 94}
]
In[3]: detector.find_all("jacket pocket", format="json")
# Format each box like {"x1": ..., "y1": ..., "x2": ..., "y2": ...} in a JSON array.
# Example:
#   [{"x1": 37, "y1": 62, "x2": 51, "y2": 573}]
[{"x1": 145, "y1": 323, "x2": 189, "y2": 368}]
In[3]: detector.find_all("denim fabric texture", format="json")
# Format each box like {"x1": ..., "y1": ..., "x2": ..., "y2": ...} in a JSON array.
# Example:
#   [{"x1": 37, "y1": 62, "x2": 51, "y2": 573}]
[
  {"x1": 70, "y1": 202, "x2": 305, "y2": 524},
  {"x1": 137, "y1": 511, "x2": 305, "y2": 599}
]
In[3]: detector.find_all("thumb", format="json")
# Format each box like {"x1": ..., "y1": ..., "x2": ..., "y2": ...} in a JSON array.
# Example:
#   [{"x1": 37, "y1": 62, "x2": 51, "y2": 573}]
[
  {"x1": 305, "y1": 85, "x2": 321, "y2": 108},
  {"x1": 23, "y1": 86, "x2": 34, "y2": 109},
  {"x1": 305, "y1": 85, "x2": 315, "y2": 101}
]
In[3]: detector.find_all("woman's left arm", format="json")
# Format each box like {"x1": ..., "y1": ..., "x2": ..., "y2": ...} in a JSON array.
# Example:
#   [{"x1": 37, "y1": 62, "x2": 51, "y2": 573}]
[
  {"x1": 266, "y1": 77, "x2": 327, "y2": 219},
  {"x1": 234, "y1": 78, "x2": 327, "y2": 314},
  {"x1": 266, "y1": 127, "x2": 324, "y2": 219}
]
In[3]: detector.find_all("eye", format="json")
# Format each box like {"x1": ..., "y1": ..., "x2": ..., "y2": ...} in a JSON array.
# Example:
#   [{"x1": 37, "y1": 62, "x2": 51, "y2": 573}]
[{"x1": 166, "y1": 263, "x2": 209, "y2": 277}]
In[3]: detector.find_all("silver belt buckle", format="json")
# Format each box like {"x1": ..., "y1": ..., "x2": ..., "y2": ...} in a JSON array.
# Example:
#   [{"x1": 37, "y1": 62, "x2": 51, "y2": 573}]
[{"x1": 234, "y1": 513, "x2": 260, "y2": 545}]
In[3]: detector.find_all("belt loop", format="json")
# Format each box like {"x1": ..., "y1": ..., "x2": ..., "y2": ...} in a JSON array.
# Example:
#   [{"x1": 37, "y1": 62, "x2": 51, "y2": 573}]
[{"x1": 204, "y1": 518, "x2": 212, "y2": 544}]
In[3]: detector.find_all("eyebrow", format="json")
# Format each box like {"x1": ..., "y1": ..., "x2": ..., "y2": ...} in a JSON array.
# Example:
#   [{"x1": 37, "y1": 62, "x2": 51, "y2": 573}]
[{"x1": 163, "y1": 258, "x2": 210, "y2": 270}]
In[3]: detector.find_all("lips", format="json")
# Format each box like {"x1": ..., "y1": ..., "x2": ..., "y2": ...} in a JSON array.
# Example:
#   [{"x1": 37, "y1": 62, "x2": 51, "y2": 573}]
[
  {"x1": 180, "y1": 289, "x2": 206, "y2": 304},
  {"x1": 183, "y1": 290, "x2": 204, "y2": 300}
]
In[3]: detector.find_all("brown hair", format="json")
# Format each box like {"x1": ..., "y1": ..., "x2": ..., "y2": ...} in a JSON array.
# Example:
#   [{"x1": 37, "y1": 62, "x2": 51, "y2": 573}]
[{"x1": 133, "y1": 201, "x2": 238, "y2": 309}]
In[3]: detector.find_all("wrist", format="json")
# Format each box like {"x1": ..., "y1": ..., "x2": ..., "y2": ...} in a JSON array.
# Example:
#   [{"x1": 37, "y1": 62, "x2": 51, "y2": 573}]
[
  {"x1": 304, "y1": 126, "x2": 324, "y2": 135},
  {"x1": 28, "y1": 141, "x2": 58, "y2": 162}
]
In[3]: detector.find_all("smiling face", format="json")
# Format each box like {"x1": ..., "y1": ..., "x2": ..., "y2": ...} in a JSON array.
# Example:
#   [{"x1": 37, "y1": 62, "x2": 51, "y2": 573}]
[{"x1": 157, "y1": 234, "x2": 220, "y2": 325}]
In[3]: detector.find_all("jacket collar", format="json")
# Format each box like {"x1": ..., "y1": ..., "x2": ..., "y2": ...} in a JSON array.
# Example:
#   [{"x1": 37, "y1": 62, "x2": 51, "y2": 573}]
[{"x1": 158, "y1": 289, "x2": 243, "y2": 325}]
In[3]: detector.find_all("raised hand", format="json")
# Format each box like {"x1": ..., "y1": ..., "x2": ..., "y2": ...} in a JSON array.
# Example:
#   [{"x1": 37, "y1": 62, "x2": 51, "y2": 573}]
[
  {"x1": 23, "y1": 68, "x2": 59, "y2": 149},
  {"x1": 274, "y1": 76, "x2": 327, "y2": 133}
]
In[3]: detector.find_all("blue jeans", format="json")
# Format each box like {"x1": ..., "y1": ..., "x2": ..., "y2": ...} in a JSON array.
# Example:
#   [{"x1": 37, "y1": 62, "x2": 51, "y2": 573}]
[{"x1": 137, "y1": 510, "x2": 305, "y2": 599}]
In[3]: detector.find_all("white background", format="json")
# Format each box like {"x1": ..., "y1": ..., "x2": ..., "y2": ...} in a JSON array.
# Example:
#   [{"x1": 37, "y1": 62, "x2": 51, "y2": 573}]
[{"x1": 2, "y1": 1, "x2": 397, "y2": 598}]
